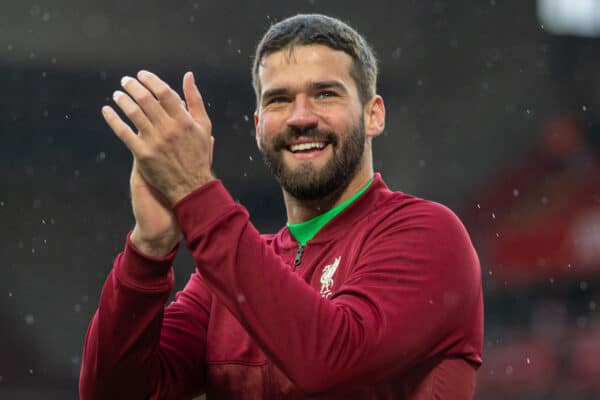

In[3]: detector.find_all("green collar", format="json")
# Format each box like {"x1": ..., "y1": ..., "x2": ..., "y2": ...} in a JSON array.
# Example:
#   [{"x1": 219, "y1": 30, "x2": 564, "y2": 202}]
[{"x1": 287, "y1": 178, "x2": 373, "y2": 246}]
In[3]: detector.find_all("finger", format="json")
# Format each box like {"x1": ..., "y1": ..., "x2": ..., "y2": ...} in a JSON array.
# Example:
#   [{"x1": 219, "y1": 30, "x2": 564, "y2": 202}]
[
  {"x1": 120, "y1": 76, "x2": 169, "y2": 124},
  {"x1": 112, "y1": 89, "x2": 153, "y2": 134},
  {"x1": 209, "y1": 136, "x2": 215, "y2": 165},
  {"x1": 101, "y1": 105, "x2": 143, "y2": 154},
  {"x1": 183, "y1": 71, "x2": 209, "y2": 124},
  {"x1": 136, "y1": 70, "x2": 186, "y2": 119}
]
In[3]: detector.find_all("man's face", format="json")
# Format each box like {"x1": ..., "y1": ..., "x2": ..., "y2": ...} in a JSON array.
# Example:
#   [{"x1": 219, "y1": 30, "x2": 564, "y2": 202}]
[{"x1": 255, "y1": 45, "x2": 366, "y2": 200}]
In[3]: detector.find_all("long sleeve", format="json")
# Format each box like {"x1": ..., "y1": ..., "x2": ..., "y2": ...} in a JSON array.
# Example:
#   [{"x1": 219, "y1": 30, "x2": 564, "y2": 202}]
[
  {"x1": 173, "y1": 180, "x2": 483, "y2": 395},
  {"x1": 79, "y1": 234, "x2": 212, "y2": 400}
]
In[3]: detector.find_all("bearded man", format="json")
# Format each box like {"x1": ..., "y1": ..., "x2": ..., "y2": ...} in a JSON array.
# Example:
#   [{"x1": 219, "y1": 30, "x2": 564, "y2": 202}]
[{"x1": 80, "y1": 14, "x2": 483, "y2": 400}]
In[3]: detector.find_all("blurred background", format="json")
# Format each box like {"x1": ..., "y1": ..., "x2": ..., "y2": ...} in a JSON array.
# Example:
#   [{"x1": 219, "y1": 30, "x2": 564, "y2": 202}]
[{"x1": 1, "y1": 0, "x2": 599, "y2": 398}]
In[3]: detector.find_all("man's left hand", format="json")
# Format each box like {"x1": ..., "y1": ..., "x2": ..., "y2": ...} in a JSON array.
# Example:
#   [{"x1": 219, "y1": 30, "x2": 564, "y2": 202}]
[{"x1": 102, "y1": 70, "x2": 215, "y2": 206}]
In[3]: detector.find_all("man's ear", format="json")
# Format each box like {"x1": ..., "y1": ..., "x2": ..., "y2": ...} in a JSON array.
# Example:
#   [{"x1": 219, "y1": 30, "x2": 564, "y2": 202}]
[
  {"x1": 254, "y1": 112, "x2": 262, "y2": 150},
  {"x1": 364, "y1": 95, "x2": 385, "y2": 139}
]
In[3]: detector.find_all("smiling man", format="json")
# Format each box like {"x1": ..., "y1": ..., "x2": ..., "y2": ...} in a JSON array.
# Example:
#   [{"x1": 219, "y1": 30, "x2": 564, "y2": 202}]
[{"x1": 80, "y1": 14, "x2": 483, "y2": 399}]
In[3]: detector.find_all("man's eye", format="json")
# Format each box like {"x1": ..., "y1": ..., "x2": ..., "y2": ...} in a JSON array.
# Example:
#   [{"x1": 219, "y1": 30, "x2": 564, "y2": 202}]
[
  {"x1": 267, "y1": 96, "x2": 289, "y2": 104},
  {"x1": 317, "y1": 91, "x2": 337, "y2": 99}
]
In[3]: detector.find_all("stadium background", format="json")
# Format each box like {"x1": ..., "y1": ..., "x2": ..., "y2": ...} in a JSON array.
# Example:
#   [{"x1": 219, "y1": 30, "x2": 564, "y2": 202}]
[{"x1": 1, "y1": 0, "x2": 599, "y2": 398}]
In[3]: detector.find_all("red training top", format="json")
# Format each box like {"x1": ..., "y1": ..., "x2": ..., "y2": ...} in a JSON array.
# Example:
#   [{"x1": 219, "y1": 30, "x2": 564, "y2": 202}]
[{"x1": 80, "y1": 173, "x2": 483, "y2": 399}]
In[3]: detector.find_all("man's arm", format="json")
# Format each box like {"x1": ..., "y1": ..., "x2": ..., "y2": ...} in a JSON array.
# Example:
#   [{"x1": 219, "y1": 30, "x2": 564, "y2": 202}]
[
  {"x1": 79, "y1": 235, "x2": 211, "y2": 400},
  {"x1": 174, "y1": 181, "x2": 483, "y2": 394}
]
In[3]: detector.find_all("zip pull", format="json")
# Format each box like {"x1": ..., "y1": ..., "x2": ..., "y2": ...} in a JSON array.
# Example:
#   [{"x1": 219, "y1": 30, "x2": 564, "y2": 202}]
[{"x1": 294, "y1": 244, "x2": 305, "y2": 267}]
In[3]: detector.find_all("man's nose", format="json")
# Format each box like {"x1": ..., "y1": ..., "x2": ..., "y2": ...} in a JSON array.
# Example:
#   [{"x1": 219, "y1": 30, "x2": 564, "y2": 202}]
[{"x1": 286, "y1": 95, "x2": 318, "y2": 131}]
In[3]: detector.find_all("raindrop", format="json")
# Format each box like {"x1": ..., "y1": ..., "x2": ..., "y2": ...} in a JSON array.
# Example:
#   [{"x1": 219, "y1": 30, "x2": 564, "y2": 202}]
[
  {"x1": 526, "y1": 357, "x2": 531, "y2": 365},
  {"x1": 42, "y1": 12, "x2": 51, "y2": 22},
  {"x1": 505, "y1": 365, "x2": 513, "y2": 375},
  {"x1": 74, "y1": 304, "x2": 81, "y2": 313},
  {"x1": 42, "y1": 110, "x2": 49, "y2": 117},
  {"x1": 580, "y1": 281, "x2": 589, "y2": 291},
  {"x1": 248, "y1": 155, "x2": 253, "y2": 161},
  {"x1": 541, "y1": 196, "x2": 548, "y2": 205},
  {"x1": 25, "y1": 314, "x2": 35, "y2": 325},
  {"x1": 65, "y1": 114, "x2": 70, "y2": 120},
  {"x1": 189, "y1": 15, "x2": 195, "y2": 23},
  {"x1": 491, "y1": 212, "x2": 496, "y2": 219},
  {"x1": 243, "y1": 115, "x2": 249, "y2": 122},
  {"x1": 97, "y1": 151, "x2": 106, "y2": 161},
  {"x1": 476, "y1": 203, "x2": 481, "y2": 209},
  {"x1": 582, "y1": 105, "x2": 587, "y2": 111},
  {"x1": 0, "y1": 201, "x2": 3, "y2": 207},
  {"x1": 41, "y1": 219, "x2": 46, "y2": 224},
  {"x1": 590, "y1": 301, "x2": 597, "y2": 311},
  {"x1": 237, "y1": 294, "x2": 245, "y2": 303},
  {"x1": 418, "y1": 159, "x2": 426, "y2": 168},
  {"x1": 549, "y1": 277, "x2": 555, "y2": 284},
  {"x1": 8, "y1": 292, "x2": 12, "y2": 297},
  {"x1": 512, "y1": 189, "x2": 519, "y2": 197},
  {"x1": 51, "y1": 57, "x2": 57, "y2": 64},
  {"x1": 29, "y1": 369, "x2": 34, "y2": 375},
  {"x1": 7, "y1": 44, "x2": 13, "y2": 51}
]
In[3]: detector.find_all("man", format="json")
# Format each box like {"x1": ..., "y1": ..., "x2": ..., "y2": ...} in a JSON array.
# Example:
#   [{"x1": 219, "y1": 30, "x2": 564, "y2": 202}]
[{"x1": 80, "y1": 14, "x2": 483, "y2": 399}]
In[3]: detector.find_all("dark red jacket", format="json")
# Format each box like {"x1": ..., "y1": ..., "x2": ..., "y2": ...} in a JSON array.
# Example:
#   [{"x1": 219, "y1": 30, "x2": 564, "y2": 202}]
[{"x1": 80, "y1": 174, "x2": 483, "y2": 399}]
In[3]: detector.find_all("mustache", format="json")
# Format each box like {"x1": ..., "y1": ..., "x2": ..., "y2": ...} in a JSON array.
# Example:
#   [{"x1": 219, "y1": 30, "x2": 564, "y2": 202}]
[{"x1": 272, "y1": 127, "x2": 338, "y2": 151}]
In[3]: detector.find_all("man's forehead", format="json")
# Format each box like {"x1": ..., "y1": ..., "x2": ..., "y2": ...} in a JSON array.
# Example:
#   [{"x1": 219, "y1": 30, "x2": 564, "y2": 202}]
[
  {"x1": 258, "y1": 45, "x2": 354, "y2": 88},
  {"x1": 260, "y1": 45, "x2": 351, "y2": 71}
]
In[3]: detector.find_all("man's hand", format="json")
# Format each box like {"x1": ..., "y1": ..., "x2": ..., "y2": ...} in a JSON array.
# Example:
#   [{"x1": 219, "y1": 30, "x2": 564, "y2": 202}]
[
  {"x1": 102, "y1": 70, "x2": 215, "y2": 206},
  {"x1": 129, "y1": 163, "x2": 181, "y2": 257}
]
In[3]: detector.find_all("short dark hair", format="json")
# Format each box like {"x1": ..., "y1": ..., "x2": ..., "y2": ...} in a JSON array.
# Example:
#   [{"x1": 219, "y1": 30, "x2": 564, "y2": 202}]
[{"x1": 252, "y1": 14, "x2": 378, "y2": 108}]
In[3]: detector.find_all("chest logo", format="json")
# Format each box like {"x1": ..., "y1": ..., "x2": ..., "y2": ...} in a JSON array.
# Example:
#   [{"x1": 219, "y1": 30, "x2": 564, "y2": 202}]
[{"x1": 320, "y1": 256, "x2": 341, "y2": 298}]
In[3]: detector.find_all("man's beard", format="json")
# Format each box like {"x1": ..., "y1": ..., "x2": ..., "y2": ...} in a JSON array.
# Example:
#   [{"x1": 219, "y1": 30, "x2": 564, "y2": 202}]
[{"x1": 259, "y1": 117, "x2": 365, "y2": 201}]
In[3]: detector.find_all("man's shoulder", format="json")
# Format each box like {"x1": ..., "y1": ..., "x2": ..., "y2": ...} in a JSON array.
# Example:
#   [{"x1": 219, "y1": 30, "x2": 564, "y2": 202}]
[{"x1": 369, "y1": 188, "x2": 470, "y2": 241}]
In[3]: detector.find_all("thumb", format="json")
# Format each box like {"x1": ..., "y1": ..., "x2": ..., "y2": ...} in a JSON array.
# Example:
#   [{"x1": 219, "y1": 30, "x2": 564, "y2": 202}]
[{"x1": 183, "y1": 71, "x2": 209, "y2": 124}]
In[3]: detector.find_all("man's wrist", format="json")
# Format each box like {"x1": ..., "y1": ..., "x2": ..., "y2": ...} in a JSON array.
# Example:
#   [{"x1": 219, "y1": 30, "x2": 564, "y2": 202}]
[{"x1": 130, "y1": 228, "x2": 181, "y2": 258}]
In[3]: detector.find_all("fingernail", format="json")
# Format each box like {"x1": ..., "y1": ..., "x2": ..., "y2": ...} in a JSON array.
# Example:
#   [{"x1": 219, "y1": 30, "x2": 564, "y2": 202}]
[
  {"x1": 113, "y1": 90, "x2": 124, "y2": 101},
  {"x1": 101, "y1": 106, "x2": 109, "y2": 115},
  {"x1": 121, "y1": 76, "x2": 132, "y2": 86},
  {"x1": 137, "y1": 70, "x2": 149, "y2": 80}
]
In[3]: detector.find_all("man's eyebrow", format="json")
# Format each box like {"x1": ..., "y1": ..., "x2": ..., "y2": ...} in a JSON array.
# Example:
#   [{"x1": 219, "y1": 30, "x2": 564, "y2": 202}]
[
  {"x1": 261, "y1": 87, "x2": 289, "y2": 102},
  {"x1": 308, "y1": 81, "x2": 348, "y2": 93},
  {"x1": 262, "y1": 81, "x2": 348, "y2": 102}
]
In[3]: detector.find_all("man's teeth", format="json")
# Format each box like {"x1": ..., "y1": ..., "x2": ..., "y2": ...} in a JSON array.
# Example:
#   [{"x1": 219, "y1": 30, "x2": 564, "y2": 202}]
[{"x1": 288, "y1": 142, "x2": 326, "y2": 152}]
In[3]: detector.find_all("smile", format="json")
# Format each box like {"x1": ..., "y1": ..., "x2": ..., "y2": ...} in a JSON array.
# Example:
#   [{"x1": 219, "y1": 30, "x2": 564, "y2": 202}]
[{"x1": 288, "y1": 142, "x2": 327, "y2": 153}]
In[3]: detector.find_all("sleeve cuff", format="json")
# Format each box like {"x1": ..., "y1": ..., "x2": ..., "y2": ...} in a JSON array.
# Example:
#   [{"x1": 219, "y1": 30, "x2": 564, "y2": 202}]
[
  {"x1": 115, "y1": 231, "x2": 178, "y2": 291},
  {"x1": 172, "y1": 179, "x2": 237, "y2": 239}
]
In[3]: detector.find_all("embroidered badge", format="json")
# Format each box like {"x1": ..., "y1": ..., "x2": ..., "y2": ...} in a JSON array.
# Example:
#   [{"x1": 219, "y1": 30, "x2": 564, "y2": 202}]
[{"x1": 320, "y1": 257, "x2": 341, "y2": 298}]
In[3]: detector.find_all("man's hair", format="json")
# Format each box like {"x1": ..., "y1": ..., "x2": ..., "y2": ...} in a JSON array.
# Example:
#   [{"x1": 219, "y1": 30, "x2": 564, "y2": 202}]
[{"x1": 252, "y1": 14, "x2": 378, "y2": 108}]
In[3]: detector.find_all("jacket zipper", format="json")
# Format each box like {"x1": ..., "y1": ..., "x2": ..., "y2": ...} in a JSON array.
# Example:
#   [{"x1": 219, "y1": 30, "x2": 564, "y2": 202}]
[{"x1": 294, "y1": 244, "x2": 305, "y2": 267}]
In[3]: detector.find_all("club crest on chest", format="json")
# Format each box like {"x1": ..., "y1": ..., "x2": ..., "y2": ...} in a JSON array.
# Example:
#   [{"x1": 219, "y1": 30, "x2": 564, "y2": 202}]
[{"x1": 319, "y1": 256, "x2": 341, "y2": 298}]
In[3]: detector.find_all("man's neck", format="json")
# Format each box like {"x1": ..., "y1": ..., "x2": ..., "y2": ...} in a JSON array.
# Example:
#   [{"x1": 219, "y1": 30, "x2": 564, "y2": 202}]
[{"x1": 283, "y1": 166, "x2": 373, "y2": 224}]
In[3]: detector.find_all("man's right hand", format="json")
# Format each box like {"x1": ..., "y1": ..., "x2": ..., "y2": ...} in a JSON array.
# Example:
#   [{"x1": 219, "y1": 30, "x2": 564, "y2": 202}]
[{"x1": 129, "y1": 161, "x2": 182, "y2": 257}]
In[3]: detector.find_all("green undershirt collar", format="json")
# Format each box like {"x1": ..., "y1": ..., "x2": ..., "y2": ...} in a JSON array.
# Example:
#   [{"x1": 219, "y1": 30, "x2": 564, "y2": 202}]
[{"x1": 287, "y1": 178, "x2": 373, "y2": 246}]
